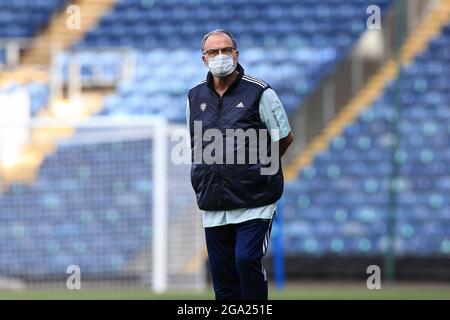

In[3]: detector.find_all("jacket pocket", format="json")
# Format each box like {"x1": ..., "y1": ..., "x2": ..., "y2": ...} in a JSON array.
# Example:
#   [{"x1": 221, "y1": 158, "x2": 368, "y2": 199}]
[{"x1": 190, "y1": 164, "x2": 203, "y2": 192}]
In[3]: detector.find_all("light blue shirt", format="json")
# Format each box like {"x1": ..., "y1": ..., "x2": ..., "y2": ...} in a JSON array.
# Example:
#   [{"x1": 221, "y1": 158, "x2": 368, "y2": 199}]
[{"x1": 186, "y1": 87, "x2": 291, "y2": 228}]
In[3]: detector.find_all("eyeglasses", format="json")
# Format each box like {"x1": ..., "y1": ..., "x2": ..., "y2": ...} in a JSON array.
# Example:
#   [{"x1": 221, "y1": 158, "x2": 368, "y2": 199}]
[{"x1": 202, "y1": 46, "x2": 236, "y2": 57}]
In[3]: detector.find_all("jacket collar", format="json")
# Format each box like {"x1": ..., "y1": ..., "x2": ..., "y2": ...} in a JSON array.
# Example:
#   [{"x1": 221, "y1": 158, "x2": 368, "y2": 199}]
[{"x1": 206, "y1": 63, "x2": 245, "y2": 95}]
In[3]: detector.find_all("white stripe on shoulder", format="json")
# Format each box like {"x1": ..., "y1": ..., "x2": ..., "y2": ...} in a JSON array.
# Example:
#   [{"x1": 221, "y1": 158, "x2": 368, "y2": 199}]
[
  {"x1": 242, "y1": 76, "x2": 268, "y2": 88},
  {"x1": 242, "y1": 77, "x2": 267, "y2": 89},
  {"x1": 243, "y1": 75, "x2": 268, "y2": 87},
  {"x1": 190, "y1": 80, "x2": 206, "y2": 89}
]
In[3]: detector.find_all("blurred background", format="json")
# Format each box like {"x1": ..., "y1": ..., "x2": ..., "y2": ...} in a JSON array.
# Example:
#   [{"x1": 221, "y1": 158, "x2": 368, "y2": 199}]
[{"x1": 0, "y1": 0, "x2": 450, "y2": 299}]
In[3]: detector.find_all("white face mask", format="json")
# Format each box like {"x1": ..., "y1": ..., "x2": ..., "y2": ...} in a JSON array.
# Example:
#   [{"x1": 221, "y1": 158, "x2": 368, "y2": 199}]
[{"x1": 207, "y1": 54, "x2": 236, "y2": 77}]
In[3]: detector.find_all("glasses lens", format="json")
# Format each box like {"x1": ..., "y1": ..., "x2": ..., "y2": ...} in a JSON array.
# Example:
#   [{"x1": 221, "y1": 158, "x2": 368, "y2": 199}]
[
  {"x1": 206, "y1": 49, "x2": 220, "y2": 57},
  {"x1": 221, "y1": 47, "x2": 234, "y2": 55}
]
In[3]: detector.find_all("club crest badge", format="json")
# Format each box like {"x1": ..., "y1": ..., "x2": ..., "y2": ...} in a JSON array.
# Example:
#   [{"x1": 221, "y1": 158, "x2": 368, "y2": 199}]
[{"x1": 200, "y1": 103, "x2": 207, "y2": 112}]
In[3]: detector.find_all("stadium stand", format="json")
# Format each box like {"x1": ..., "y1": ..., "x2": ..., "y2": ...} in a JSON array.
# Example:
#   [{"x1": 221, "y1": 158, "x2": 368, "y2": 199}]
[
  {"x1": 66, "y1": 0, "x2": 391, "y2": 118},
  {"x1": 0, "y1": 0, "x2": 66, "y2": 115},
  {"x1": 283, "y1": 23, "x2": 450, "y2": 256},
  {"x1": 2, "y1": 0, "x2": 450, "y2": 284},
  {"x1": 0, "y1": 138, "x2": 153, "y2": 278},
  {"x1": 0, "y1": 0, "x2": 114, "y2": 186},
  {"x1": 0, "y1": 0, "x2": 66, "y2": 38},
  {"x1": 0, "y1": 48, "x2": 5, "y2": 67},
  {"x1": 0, "y1": 82, "x2": 49, "y2": 116}
]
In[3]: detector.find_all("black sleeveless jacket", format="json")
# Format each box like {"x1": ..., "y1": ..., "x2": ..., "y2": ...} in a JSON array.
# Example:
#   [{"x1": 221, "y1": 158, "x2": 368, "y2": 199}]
[{"x1": 188, "y1": 63, "x2": 283, "y2": 211}]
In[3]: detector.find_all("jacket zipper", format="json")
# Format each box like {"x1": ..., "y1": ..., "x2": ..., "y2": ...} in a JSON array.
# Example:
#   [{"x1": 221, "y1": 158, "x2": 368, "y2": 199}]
[
  {"x1": 217, "y1": 95, "x2": 224, "y2": 205},
  {"x1": 218, "y1": 96, "x2": 223, "y2": 127}
]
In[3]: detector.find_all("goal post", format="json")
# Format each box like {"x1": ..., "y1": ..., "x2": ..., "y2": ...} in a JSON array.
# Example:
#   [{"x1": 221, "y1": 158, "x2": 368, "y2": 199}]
[{"x1": 152, "y1": 116, "x2": 168, "y2": 293}]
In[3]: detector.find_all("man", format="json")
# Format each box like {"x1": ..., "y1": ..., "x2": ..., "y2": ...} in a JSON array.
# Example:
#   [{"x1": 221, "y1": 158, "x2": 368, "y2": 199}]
[{"x1": 186, "y1": 29, "x2": 294, "y2": 300}]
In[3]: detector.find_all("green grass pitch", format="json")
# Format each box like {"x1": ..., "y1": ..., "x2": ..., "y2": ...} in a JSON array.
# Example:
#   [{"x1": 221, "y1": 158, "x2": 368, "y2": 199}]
[{"x1": 0, "y1": 283, "x2": 449, "y2": 300}]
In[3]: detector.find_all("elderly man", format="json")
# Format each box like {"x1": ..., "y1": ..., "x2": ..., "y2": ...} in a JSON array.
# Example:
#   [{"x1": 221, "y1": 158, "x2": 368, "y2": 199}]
[{"x1": 186, "y1": 29, "x2": 293, "y2": 300}]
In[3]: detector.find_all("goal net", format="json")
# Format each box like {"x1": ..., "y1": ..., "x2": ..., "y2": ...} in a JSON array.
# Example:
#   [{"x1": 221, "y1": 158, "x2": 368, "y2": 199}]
[{"x1": 0, "y1": 116, "x2": 206, "y2": 292}]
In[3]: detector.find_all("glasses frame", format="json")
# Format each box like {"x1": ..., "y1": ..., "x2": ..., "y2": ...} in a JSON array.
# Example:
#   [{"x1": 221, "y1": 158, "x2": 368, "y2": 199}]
[{"x1": 202, "y1": 46, "x2": 237, "y2": 57}]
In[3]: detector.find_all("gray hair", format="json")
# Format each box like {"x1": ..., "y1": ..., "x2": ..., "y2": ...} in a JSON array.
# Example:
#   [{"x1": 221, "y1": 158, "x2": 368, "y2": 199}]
[{"x1": 201, "y1": 29, "x2": 238, "y2": 53}]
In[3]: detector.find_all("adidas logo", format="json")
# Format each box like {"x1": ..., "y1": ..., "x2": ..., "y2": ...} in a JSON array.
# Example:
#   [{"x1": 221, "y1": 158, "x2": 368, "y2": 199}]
[{"x1": 236, "y1": 102, "x2": 245, "y2": 108}]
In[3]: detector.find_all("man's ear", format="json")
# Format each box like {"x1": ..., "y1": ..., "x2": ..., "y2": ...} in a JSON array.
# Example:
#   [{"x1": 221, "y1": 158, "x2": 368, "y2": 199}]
[{"x1": 202, "y1": 55, "x2": 207, "y2": 65}]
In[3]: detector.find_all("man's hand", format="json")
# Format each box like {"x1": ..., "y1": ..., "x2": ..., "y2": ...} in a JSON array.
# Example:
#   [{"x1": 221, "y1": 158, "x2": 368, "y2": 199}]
[{"x1": 279, "y1": 132, "x2": 294, "y2": 157}]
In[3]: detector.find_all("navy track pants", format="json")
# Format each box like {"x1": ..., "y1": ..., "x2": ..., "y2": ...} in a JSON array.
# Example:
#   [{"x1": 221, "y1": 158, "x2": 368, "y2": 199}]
[{"x1": 204, "y1": 217, "x2": 274, "y2": 300}]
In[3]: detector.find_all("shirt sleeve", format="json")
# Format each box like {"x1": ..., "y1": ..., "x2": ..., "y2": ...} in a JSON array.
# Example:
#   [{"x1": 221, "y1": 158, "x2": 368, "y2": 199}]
[
  {"x1": 259, "y1": 88, "x2": 291, "y2": 142},
  {"x1": 186, "y1": 97, "x2": 190, "y2": 131}
]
